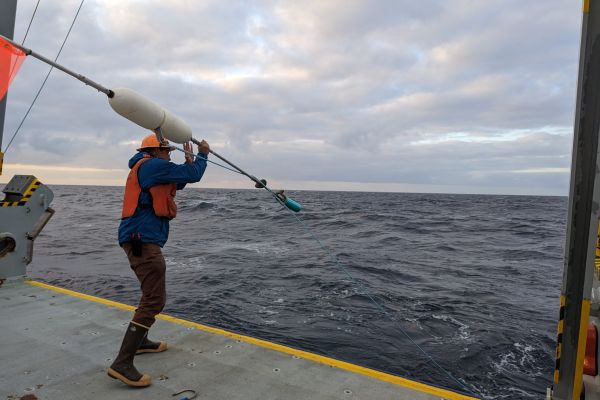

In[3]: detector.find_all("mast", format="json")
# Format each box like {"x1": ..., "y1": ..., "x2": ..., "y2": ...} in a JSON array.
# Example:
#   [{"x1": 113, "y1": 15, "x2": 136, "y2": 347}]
[
  {"x1": 0, "y1": 0, "x2": 17, "y2": 173},
  {"x1": 552, "y1": 1, "x2": 600, "y2": 399},
  {"x1": 0, "y1": 0, "x2": 17, "y2": 150}
]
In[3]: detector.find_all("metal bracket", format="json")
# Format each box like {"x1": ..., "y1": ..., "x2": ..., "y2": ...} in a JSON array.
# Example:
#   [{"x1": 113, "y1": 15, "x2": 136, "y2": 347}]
[{"x1": 0, "y1": 175, "x2": 54, "y2": 279}]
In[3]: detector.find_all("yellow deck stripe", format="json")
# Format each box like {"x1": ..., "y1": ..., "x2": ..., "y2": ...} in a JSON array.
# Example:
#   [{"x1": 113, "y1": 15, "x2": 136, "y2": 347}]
[
  {"x1": 572, "y1": 299, "x2": 590, "y2": 400},
  {"x1": 584, "y1": 0, "x2": 590, "y2": 13},
  {"x1": 25, "y1": 279, "x2": 478, "y2": 400}
]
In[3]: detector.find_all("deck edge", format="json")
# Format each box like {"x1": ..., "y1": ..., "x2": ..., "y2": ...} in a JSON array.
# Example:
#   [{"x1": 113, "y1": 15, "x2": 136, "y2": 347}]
[{"x1": 25, "y1": 279, "x2": 478, "y2": 400}]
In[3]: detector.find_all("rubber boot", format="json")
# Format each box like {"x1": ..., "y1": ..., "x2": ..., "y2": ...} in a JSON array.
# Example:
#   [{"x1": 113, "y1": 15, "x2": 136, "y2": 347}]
[
  {"x1": 136, "y1": 331, "x2": 168, "y2": 354},
  {"x1": 107, "y1": 322, "x2": 152, "y2": 387}
]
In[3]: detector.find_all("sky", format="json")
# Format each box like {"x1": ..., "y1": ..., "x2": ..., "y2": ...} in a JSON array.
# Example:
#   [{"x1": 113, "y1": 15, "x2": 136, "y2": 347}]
[{"x1": 0, "y1": 0, "x2": 582, "y2": 195}]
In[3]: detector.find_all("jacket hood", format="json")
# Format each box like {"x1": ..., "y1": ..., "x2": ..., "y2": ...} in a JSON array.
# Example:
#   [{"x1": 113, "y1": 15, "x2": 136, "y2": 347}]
[{"x1": 128, "y1": 152, "x2": 146, "y2": 169}]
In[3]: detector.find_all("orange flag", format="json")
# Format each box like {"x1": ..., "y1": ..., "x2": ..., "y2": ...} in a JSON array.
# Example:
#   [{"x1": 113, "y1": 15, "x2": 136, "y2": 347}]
[{"x1": 0, "y1": 36, "x2": 26, "y2": 101}]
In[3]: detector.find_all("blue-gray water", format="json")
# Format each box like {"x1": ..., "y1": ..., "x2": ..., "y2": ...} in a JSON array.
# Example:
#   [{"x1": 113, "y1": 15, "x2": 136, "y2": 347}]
[{"x1": 29, "y1": 185, "x2": 567, "y2": 399}]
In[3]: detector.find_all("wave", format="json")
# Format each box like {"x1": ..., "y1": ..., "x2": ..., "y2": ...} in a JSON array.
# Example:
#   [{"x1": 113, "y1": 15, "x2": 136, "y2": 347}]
[{"x1": 28, "y1": 186, "x2": 566, "y2": 399}]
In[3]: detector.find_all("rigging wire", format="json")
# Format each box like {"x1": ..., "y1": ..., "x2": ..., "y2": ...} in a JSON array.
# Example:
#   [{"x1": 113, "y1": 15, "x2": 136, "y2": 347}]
[
  {"x1": 5, "y1": 0, "x2": 42, "y2": 104},
  {"x1": 267, "y1": 189, "x2": 478, "y2": 397},
  {"x1": 21, "y1": 0, "x2": 42, "y2": 45},
  {"x1": 3, "y1": 0, "x2": 85, "y2": 153},
  {"x1": 173, "y1": 150, "x2": 479, "y2": 397},
  {"x1": 171, "y1": 144, "x2": 244, "y2": 175},
  {"x1": 283, "y1": 209, "x2": 479, "y2": 397}
]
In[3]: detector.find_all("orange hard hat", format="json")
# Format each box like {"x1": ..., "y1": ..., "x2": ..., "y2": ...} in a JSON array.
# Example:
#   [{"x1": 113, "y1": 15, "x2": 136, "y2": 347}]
[{"x1": 137, "y1": 134, "x2": 175, "y2": 151}]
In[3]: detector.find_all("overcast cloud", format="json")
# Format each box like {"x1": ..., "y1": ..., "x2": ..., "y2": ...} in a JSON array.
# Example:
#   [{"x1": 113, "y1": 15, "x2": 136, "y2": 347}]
[{"x1": 1, "y1": 0, "x2": 581, "y2": 195}]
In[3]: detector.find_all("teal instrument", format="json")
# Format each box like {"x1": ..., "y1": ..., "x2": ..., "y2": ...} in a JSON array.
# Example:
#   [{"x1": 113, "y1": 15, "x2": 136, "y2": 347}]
[
  {"x1": 284, "y1": 197, "x2": 302, "y2": 212},
  {"x1": 276, "y1": 192, "x2": 302, "y2": 212}
]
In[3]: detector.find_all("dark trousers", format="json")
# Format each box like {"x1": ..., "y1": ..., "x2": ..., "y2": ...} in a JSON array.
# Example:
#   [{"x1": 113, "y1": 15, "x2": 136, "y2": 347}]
[{"x1": 122, "y1": 242, "x2": 167, "y2": 327}]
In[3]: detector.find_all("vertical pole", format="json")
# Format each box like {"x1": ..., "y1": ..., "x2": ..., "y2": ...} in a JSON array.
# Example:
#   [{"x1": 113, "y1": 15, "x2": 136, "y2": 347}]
[
  {"x1": 553, "y1": 1, "x2": 600, "y2": 399},
  {"x1": 0, "y1": 0, "x2": 17, "y2": 149},
  {"x1": 0, "y1": 0, "x2": 17, "y2": 174}
]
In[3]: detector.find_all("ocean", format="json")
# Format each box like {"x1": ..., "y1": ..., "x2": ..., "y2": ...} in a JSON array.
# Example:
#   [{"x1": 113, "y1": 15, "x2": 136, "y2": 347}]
[{"x1": 28, "y1": 185, "x2": 567, "y2": 399}]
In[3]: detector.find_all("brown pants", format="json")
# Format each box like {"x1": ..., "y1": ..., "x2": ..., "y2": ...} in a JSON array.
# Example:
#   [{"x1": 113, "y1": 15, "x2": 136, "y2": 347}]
[{"x1": 122, "y1": 242, "x2": 166, "y2": 327}]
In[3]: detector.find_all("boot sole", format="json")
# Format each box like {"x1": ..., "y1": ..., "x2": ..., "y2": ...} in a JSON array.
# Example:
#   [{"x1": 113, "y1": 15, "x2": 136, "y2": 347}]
[
  {"x1": 107, "y1": 368, "x2": 152, "y2": 387},
  {"x1": 136, "y1": 342, "x2": 168, "y2": 354}
]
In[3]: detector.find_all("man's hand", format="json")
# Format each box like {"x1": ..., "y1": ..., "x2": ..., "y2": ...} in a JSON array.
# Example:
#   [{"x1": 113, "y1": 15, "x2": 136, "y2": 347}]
[
  {"x1": 183, "y1": 142, "x2": 194, "y2": 164},
  {"x1": 197, "y1": 140, "x2": 210, "y2": 155}
]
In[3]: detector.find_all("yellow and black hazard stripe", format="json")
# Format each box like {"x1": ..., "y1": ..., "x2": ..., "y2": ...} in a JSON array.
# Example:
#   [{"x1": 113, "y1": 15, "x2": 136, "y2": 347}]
[
  {"x1": 596, "y1": 224, "x2": 600, "y2": 278},
  {"x1": 0, "y1": 179, "x2": 40, "y2": 207},
  {"x1": 554, "y1": 295, "x2": 565, "y2": 383}
]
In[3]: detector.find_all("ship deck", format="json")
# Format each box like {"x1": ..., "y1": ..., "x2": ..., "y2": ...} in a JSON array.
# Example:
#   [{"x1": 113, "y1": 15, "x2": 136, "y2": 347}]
[{"x1": 0, "y1": 279, "x2": 477, "y2": 400}]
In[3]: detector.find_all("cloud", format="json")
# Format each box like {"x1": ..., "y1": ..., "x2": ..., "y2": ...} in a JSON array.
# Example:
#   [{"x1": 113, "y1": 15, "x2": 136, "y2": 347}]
[{"x1": 1, "y1": 0, "x2": 581, "y2": 195}]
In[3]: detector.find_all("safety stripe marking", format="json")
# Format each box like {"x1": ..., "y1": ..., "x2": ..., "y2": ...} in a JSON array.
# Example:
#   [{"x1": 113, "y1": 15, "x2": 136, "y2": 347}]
[
  {"x1": 25, "y1": 280, "x2": 478, "y2": 400},
  {"x1": 584, "y1": 0, "x2": 590, "y2": 13},
  {"x1": 572, "y1": 299, "x2": 590, "y2": 400},
  {"x1": 0, "y1": 201, "x2": 20, "y2": 207},
  {"x1": 597, "y1": 225, "x2": 600, "y2": 278},
  {"x1": 0, "y1": 179, "x2": 40, "y2": 207},
  {"x1": 554, "y1": 295, "x2": 566, "y2": 384}
]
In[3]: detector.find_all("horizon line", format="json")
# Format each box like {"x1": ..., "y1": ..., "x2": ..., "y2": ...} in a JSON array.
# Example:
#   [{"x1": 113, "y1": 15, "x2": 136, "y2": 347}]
[{"x1": 0, "y1": 181, "x2": 568, "y2": 198}]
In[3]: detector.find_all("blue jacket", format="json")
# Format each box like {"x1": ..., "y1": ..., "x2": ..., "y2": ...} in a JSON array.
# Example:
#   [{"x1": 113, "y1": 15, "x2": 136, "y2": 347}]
[{"x1": 118, "y1": 151, "x2": 207, "y2": 247}]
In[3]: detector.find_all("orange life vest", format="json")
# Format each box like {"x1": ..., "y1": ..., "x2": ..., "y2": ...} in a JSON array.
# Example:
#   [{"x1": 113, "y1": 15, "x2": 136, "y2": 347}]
[{"x1": 121, "y1": 155, "x2": 177, "y2": 220}]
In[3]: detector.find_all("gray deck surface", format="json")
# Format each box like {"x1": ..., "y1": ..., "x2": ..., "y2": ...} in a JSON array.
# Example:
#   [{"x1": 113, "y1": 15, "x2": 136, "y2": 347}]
[{"x1": 0, "y1": 280, "x2": 458, "y2": 400}]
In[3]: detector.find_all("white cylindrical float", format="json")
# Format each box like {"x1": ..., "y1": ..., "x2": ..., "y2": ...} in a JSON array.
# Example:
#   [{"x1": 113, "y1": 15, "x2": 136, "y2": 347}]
[
  {"x1": 160, "y1": 109, "x2": 192, "y2": 143},
  {"x1": 108, "y1": 88, "x2": 192, "y2": 144},
  {"x1": 108, "y1": 88, "x2": 166, "y2": 130}
]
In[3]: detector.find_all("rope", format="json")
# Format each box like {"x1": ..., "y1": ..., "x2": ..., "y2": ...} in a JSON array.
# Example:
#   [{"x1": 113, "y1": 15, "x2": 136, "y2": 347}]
[
  {"x1": 21, "y1": 0, "x2": 42, "y2": 45},
  {"x1": 171, "y1": 144, "x2": 244, "y2": 175},
  {"x1": 243, "y1": 186, "x2": 477, "y2": 397},
  {"x1": 169, "y1": 154, "x2": 478, "y2": 396},
  {"x1": 118, "y1": 129, "x2": 478, "y2": 395},
  {"x1": 3, "y1": 0, "x2": 85, "y2": 153},
  {"x1": 284, "y1": 208, "x2": 477, "y2": 396}
]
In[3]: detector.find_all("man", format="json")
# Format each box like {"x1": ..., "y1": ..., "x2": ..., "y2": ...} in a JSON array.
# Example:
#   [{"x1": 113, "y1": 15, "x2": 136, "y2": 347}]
[{"x1": 107, "y1": 133, "x2": 210, "y2": 387}]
